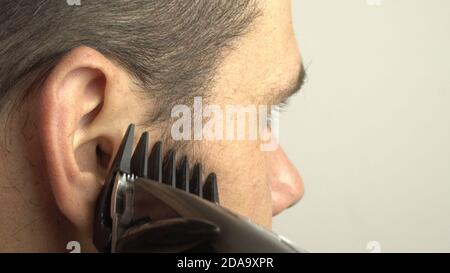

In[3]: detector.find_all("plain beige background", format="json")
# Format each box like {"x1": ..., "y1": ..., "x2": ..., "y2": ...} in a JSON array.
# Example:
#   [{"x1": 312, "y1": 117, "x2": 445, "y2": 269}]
[{"x1": 273, "y1": 0, "x2": 450, "y2": 252}]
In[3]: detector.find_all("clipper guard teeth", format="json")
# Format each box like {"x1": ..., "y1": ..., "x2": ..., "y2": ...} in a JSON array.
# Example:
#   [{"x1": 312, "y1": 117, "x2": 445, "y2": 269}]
[
  {"x1": 94, "y1": 124, "x2": 221, "y2": 253},
  {"x1": 128, "y1": 124, "x2": 219, "y2": 204},
  {"x1": 162, "y1": 149, "x2": 176, "y2": 187},
  {"x1": 148, "y1": 141, "x2": 163, "y2": 183},
  {"x1": 203, "y1": 173, "x2": 219, "y2": 204},
  {"x1": 190, "y1": 163, "x2": 202, "y2": 197},
  {"x1": 176, "y1": 156, "x2": 189, "y2": 192},
  {"x1": 130, "y1": 132, "x2": 149, "y2": 178}
]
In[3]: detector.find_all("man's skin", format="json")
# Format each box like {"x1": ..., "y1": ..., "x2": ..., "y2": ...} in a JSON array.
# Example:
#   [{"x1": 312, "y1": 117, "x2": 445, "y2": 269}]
[{"x1": 0, "y1": 0, "x2": 304, "y2": 252}]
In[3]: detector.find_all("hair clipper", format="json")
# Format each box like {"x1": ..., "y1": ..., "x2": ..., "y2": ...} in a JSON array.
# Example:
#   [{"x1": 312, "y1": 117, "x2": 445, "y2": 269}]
[{"x1": 92, "y1": 124, "x2": 301, "y2": 253}]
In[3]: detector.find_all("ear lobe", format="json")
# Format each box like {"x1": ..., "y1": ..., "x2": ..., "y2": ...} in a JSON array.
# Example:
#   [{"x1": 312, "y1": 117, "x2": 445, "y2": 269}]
[{"x1": 37, "y1": 46, "x2": 120, "y2": 233}]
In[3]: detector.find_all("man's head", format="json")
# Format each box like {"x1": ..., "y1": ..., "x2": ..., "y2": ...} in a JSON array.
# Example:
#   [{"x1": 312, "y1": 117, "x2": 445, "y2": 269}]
[{"x1": 0, "y1": 0, "x2": 304, "y2": 252}]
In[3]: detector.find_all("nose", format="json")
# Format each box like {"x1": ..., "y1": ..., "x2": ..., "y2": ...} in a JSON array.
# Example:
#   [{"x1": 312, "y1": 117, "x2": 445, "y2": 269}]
[{"x1": 265, "y1": 145, "x2": 304, "y2": 216}]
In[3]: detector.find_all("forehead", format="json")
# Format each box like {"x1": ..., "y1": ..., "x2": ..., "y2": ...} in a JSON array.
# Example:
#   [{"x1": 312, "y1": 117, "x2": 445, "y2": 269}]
[{"x1": 211, "y1": 0, "x2": 301, "y2": 105}]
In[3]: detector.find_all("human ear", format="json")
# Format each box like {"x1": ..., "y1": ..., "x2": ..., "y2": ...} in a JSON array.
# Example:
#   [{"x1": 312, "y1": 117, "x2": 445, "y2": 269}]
[{"x1": 37, "y1": 46, "x2": 142, "y2": 233}]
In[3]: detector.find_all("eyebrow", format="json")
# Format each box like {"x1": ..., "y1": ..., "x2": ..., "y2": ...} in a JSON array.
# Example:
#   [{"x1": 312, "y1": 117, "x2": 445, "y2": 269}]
[{"x1": 274, "y1": 64, "x2": 307, "y2": 106}]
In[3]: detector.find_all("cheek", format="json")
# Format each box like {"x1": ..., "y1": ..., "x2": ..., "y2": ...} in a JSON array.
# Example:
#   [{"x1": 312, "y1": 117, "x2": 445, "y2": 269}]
[{"x1": 201, "y1": 140, "x2": 273, "y2": 228}]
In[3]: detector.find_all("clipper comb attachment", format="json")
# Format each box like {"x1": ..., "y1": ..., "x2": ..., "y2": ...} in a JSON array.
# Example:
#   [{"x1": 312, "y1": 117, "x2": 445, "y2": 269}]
[
  {"x1": 93, "y1": 124, "x2": 219, "y2": 252},
  {"x1": 130, "y1": 129, "x2": 219, "y2": 204}
]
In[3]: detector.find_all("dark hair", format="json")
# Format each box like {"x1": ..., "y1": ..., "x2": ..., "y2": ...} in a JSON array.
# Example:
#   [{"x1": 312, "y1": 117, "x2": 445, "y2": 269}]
[{"x1": 0, "y1": 0, "x2": 260, "y2": 124}]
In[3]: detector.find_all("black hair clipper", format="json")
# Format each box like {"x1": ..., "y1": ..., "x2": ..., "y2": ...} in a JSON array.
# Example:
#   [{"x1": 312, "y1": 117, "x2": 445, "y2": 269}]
[{"x1": 93, "y1": 124, "x2": 301, "y2": 253}]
